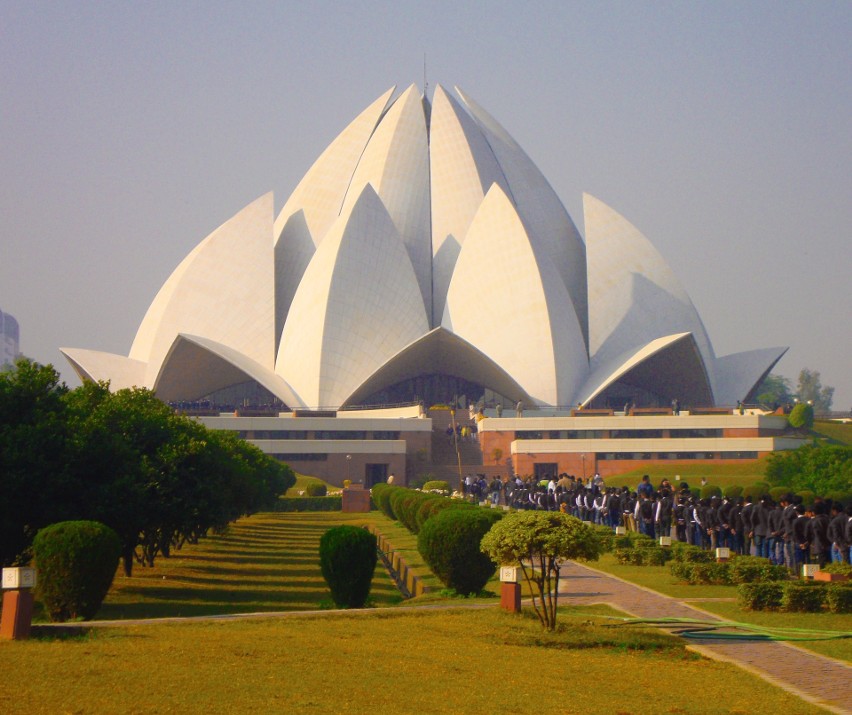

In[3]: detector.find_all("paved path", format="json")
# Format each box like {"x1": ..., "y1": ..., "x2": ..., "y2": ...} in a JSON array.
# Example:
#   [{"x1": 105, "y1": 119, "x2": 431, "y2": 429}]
[{"x1": 558, "y1": 561, "x2": 852, "y2": 715}]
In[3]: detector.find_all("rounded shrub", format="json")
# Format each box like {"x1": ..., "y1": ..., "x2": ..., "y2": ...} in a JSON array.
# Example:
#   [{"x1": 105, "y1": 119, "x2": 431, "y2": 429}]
[
  {"x1": 396, "y1": 491, "x2": 430, "y2": 532},
  {"x1": 33, "y1": 520, "x2": 122, "y2": 622},
  {"x1": 389, "y1": 488, "x2": 412, "y2": 524},
  {"x1": 305, "y1": 482, "x2": 327, "y2": 497},
  {"x1": 319, "y1": 525, "x2": 377, "y2": 608},
  {"x1": 796, "y1": 490, "x2": 816, "y2": 507},
  {"x1": 724, "y1": 485, "x2": 743, "y2": 500},
  {"x1": 788, "y1": 402, "x2": 814, "y2": 429},
  {"x1": 418, "y1": 508, "x2": 501, "y2": 595},
  {"x1": 728, "y1": 556, "x2": 788, "y2": 584},
  {"x1": 700, "y1": 484, "x2": 722, "y2": 500},
  {"x1": 737, "y1": 582, "x2": 784, "y2": 611},
  {"x1": 375, "y1": 485, "x2": 397, "y2": 519},
  {"x1": 769, "y1": 486, "x2": 789, "y2": 503},
  {"x1": 415, "y1": 497, "x2": 473, "y2": 532},
  {"x1": 743, "y1": 481, "x2": 770, "y2": 501}
]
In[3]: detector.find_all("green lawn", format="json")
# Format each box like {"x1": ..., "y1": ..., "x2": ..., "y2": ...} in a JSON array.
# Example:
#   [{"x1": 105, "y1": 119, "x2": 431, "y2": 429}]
[
  {"x1": 91, "y1": 512, "x2": 402, "y2": 620},
  {"x1": 604, "y1": 460, "x2": 771, "y2": 490},
  {"x1": 811, "y1": 419, "x2": 852, "y2": 446},
  {"x1": 588, "y1": 554, "x2": 852, "y2": 662},
  {"x1": 0, "y1": 606, "x2": 826, "y2": 715}
]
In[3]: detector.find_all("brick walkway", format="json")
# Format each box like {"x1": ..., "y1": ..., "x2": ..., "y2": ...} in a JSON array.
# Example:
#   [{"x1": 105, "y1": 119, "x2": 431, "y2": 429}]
[{"x1": 559, "y1": 561, "x2": 851, "y2": 715}]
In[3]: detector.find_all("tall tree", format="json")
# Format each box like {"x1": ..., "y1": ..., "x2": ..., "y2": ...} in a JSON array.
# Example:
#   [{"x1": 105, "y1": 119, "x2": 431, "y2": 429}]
[
  {"x1": 755, "y1": 373, "x2": 794, "y2": 407},
  {"x1": 0, "y1": 359, "x2": 72, "y2": 565},
  {"x1": 796, "y1": 368, "x2": 834, "y2": 411}
]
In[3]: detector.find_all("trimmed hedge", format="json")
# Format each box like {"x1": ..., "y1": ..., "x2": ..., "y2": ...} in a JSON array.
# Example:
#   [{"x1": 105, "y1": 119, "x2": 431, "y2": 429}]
[
  {"x1": 33, "y1": 520, "x2": 122, "y2": 622},
  {"x1": 670, "y1": 542, "x2": 714, "y2": 563},
  {"x1": 727, "y1": 556, "x2": 788, "y2": 585},
  {"x1": 319, "y1": 525, "x2": 377, "y2": 608},
  {"x1": 743, "y1": 481, "x2": 770, "y2": 501},
  {"x1": 274, "y1": 496, "x2": 343, "y2": 512},
  {"x1": 738, "y1": 582, "x2": 784, "y2": 611},
  {"x1": 670, "y1": 561, "x2": 730, "y2": 585},
  {"x1": 825, "y1": 583, "x2": 852, "y2": 613},
  {"x1": 614, "y1": 546, "x2": 672, "y2": 566},
  {"x1": 724, "y1": 485, "x2": 743, "y2": 500},
  {"x1": 781, "y1": 581, "x2": 826, "y2": 612},
  {"x1": 418, "y1": 507, "x2": 501, "y2": 595},
  {"x1": 372, "y1": 484, "x2": 397, "y2": 520},
  {"x1": 700, "y1": 485, "x2": 722, "y2": 499}
]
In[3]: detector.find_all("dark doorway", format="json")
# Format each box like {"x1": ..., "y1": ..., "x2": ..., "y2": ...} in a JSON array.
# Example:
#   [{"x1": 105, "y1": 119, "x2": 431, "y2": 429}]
[
  {"x1": 533, "y1": 463, "x2": 558, "y2": 481},
  {"x1": 365, "y1": 463, "x2": 389, "y2": 487}
]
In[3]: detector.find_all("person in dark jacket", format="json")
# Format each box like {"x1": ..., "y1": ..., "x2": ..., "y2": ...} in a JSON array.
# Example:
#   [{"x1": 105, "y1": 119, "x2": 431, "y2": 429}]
[
  {"x1": 807, "y1": 503, "x2": 831, "y2": 567},
  {"x1": 827, "y1": 502, "x2": 847, "y2": 563},
  {"x1": 768, "y1": 503, "x2": 785, "y2": 565},
  {"x1": 791, "y1": 505, "x2": 810, "y2": 570},
  {"x1": 752, "y1": 497, "x2": 773, "y2": 559}
]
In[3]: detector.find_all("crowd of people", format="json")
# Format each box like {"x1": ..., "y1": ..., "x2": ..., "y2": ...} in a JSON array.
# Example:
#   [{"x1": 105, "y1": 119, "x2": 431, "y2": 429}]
[{"x1": 461, "y1": 473, "x2": 852, "y2": 569}]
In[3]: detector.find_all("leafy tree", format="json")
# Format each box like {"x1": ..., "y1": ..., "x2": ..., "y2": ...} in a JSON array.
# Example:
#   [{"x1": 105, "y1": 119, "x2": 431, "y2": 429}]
[
  {"x1": 755, "y1": 373, "x2": 794, "y2": 407},
  {"x1": 796, "y1": 368, "x2": 834, "y2": 412},
  {"x1": 765, "y1": 443, "x2": 852, "y2": 496},
  {"x1": 480, "y1": 511, "x2": 601, "y2": 630},
  {"x1": 0, "y1": 359, "x2": 72, "y2": 565},
  {"x1": 788, "y1": 402, "x2": 814, "y2": 430}
]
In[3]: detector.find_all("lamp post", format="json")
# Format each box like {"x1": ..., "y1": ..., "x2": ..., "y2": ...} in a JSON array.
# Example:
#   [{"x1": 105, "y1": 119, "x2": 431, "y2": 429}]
[
  {"x1": 581, "y1": 453, "x2": 586, "y2": 481},
  {"x1": 346, "y1": 454, "x2": 351, "y2": 484}
]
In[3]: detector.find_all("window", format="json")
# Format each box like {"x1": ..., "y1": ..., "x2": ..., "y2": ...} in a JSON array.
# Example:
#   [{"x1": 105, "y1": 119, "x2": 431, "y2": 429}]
[
  {"x1": 315, "y1": 430, "x2": 367, "y2": 440},
  {"x1": 371, "y1": 431, "x2": 400, "y2": 440},
  {"x1": 271, "y1": 453, "x2": 327, "y2": 461},
  {"x1": 669, "y1": 429, "x2": 722, "y2": 438}
]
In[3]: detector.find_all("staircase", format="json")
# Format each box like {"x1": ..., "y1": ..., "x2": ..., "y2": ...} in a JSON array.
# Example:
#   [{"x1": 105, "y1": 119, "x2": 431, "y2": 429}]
[{"x1": 414, "y1": 409, "x2": 493, "y2": 486}]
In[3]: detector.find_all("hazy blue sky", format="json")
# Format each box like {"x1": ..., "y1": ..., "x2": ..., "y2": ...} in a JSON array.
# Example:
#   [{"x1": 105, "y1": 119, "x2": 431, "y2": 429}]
[{"x1": 2, "y1": 1, "x2": 850, "y2": 408}]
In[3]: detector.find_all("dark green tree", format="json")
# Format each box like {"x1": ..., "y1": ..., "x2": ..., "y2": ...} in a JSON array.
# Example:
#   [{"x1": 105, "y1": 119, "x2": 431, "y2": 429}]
[
  {"x1": 0, "y1": 359, "x2": 72, "y2": 565},
  {"x1": 754, "y1": 373, "x2": 793, "y2": 407}
]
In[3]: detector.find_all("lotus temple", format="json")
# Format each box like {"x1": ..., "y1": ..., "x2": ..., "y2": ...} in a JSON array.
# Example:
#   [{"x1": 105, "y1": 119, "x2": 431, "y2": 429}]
[{"x1": 61, "y1": 84, "x2": 801, "y2": 484}]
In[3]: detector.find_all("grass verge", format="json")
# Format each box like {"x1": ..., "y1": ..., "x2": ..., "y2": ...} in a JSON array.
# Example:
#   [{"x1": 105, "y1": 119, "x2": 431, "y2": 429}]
[
  {"x1": 587, "y1": 554, "x2": 852, "y2": 662},
  {"x1": 0, "y1": 606, "x2": 826, "y2": 715}
]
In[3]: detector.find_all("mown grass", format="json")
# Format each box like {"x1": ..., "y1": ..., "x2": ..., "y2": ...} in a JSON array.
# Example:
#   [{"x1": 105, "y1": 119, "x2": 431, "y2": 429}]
[
  {"x1": 810, "y1": 419, "x2": 852, "y2": 446},
  {"x1": 604, "y1": 459, "x2": 772, "y2": 489},
  {"x1": 89, "y1": 512, "x2": 402, "y2": 620},
  {"x1": 0, "y1": 606, "x2": 827, "y2": 715},
  {"x1": 587, "y1": 554, "x2": 852, "y2": 662}
]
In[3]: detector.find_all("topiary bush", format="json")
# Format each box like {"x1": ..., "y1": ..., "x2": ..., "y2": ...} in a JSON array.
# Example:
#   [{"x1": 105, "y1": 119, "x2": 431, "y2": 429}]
[
  {"x1": 700, "y1": 484, "x2": 722, "y2": 499},
  {"x1": 319, "y1": 525, "x2": 377, "y2": 608},
  {"x1": 825, "y1": 583, "x2": 852, "y2": 613},
  {"x1": 743, "y1": 481, "x2": 770, "y2": 501},
  {"x1": 737, "y1": 582, "x2": 784, "y2": 611},
  {"x1": 33, "y1": 520, "x2": 122, "y2": 622},
  {"x1": 795, "y1": 490, "x2": 816, "y2": 507},
  {"x1": 388, "y1": 488, "x2": 411, "y2": 524},
  {"x1": 727, "y1": 556, "x2": 788, "y2": 584},
  {"x1": 671, "y1": 543, "x2": 714, "y2": 563},
  {"x1": 788, "y1": 402, "x2": 814, "y2": 430},
  {"x1": 374, "y1": 484, "x2": 397, "y2": 520},
  {"x1": 415, "y1": 497, "x2": 473, "y2": 533},
  {"x1": 781, "y1": 581, "x2": 825, "y2": 612},
  {"x1": 822, "y1": 562, "x2": 852, "y2": 576},
  {"x1": 305, "y1": 482, "x2": 327, "y2": 497},
  {"x1": 769, "y1": 486, "x2": 789, "y2": 503},
  {"x1": 418, "y1": 508, "x2": 501, "y2": 595},
  {"x1": 724, "y1": 485, "x2": 743, "y2": 500}
]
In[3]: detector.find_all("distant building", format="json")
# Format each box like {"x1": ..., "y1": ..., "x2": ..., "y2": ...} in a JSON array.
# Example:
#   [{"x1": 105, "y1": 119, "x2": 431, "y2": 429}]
[{"x1": 1, "y1": 308, "x2": 20, "y2": 369}]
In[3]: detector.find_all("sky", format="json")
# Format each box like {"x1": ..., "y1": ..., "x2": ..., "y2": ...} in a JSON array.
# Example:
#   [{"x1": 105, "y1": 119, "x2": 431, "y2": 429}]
[{"x1": 2, "y1": 1, "x2": 850, "y2": 409}]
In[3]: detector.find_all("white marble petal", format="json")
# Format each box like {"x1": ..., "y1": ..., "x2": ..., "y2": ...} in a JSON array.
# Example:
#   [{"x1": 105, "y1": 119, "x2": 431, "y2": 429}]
[
  {"x1": 129, "y1": 193, "x2": 275, "y2": 385},
  {"x1": 429, "y1": 85, "x2": 509, "y2": 325},
  {"x1": 59, "y1": 348, "x2": 147, "y2": 391},
  {"x1": 276, "y1": 184, "x2": 429, "y2": 408},
  {"x1": 443, "y1": 184, "x2": 588, "y2": 406},
  {"x1": 455, "y1": 86, "x2": 588, "y2": 346},
  {"x1": 714, "y1": 347, "x2": 788, "y2": 405},
  {"x1": 153, "y1": 334, "x2": 303, "y2": 407},
  {"x1": 340, "y1": 85, "x2": 432, "y2": 319},
  {"x1": 584, "y1": 192, "x2": 716, "y2": 391},
  {"x1": 273, "y1": 86, "x2": 395, "y2": 248}
]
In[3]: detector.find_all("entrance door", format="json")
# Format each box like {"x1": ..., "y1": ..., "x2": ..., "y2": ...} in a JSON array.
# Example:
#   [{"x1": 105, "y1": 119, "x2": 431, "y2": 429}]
[
  {"x1": 365, "y1": 463, "x2": 388, "y2": 487},
  {"x1": 533, "y1": 463, "x2": 558, "y2": 481}
]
